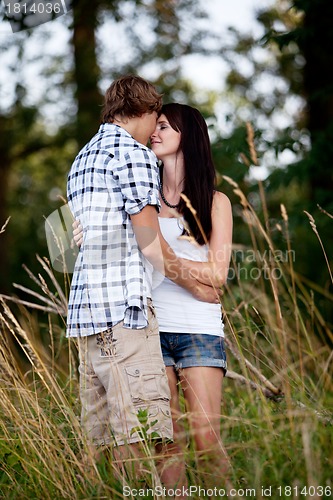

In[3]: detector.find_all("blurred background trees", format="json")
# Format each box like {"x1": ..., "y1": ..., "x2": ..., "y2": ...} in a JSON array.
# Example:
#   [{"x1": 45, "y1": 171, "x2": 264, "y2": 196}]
[{"x1": 0, "y1": 0, "x2": 332, "y2": 327}]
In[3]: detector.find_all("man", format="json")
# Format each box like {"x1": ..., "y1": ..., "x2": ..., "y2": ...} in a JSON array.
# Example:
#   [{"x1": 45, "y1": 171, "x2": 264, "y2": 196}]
[{"x1": 66, "y1": 75, "x2": 218, "y2": 468}]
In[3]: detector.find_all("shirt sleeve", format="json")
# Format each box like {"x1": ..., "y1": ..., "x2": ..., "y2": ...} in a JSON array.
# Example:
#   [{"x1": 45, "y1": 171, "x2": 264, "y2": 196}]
[{"x1": 113, "y1": 147, "x2": 161, "y2": 215}]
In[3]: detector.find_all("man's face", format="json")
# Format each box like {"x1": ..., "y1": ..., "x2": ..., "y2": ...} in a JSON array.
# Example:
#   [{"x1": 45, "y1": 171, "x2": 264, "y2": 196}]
[{"x1": 139, "y1": 111, "x2": 158, "y2": 145}]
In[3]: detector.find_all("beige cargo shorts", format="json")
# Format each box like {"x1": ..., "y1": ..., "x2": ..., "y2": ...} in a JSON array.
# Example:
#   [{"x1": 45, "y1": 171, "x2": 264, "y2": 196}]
[{"x1": 77, "y1": 300, "x2": 173, "y2": 447}]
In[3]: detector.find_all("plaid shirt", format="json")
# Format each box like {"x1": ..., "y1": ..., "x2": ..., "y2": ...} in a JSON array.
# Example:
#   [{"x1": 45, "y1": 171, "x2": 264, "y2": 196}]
[{"x1": 66, "y1": 123, "x2": 160, "y2": 337}]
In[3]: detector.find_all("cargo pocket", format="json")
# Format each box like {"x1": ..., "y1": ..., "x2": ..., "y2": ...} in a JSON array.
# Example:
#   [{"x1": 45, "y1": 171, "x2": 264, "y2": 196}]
[{"x1": 125, "y1": 363, "x2": 171, "y2": 404}]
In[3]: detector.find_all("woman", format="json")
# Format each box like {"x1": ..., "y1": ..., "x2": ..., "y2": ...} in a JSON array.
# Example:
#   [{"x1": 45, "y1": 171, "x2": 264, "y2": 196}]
[
  {"x1": 73, "y1": 103, "x2": 233, "y2": 486},
  {"x1": 149, "y1": 103, "x2": 232, "y2": 487}
]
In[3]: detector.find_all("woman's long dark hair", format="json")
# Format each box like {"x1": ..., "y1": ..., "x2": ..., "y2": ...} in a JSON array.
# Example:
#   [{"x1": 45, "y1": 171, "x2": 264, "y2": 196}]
[{"x1": 160, "y1": 103, "x2": 216, "y2": 245}]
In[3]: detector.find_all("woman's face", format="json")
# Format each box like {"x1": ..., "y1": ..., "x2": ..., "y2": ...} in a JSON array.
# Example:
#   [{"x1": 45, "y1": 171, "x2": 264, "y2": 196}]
[{"x1": 150, "y1": 114, "x2": 181, "y2": 160}]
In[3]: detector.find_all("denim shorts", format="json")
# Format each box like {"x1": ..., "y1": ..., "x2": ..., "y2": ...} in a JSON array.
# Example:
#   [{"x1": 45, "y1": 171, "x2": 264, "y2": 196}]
[{"x1": 160, "y1": 333, "x2": 227, "y2": 373}]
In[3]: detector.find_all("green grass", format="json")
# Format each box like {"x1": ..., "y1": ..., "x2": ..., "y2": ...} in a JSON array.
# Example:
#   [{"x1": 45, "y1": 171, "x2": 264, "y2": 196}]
[{"x1": 0, "y1": 179, "x2": 332, "y2": 499}]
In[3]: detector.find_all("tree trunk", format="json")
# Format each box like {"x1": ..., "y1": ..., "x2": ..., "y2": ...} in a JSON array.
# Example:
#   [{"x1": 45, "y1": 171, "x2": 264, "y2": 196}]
[
  {"x1": 296, "y1": 0, "x2": 333, "y2": 205},
  {"x1": 71, "y1": 0, "x2": 103, "y2": 148}
]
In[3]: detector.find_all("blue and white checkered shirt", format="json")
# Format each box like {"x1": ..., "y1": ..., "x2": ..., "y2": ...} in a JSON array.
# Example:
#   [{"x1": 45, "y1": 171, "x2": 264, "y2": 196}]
[{"x1": 66, "y1": 123, "x2": 161, "y2": 337}]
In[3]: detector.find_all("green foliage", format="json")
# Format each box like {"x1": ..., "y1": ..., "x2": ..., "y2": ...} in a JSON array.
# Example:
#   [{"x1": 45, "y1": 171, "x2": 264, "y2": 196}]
[
  {"x1": 130, "y1": 408, "x2": 160, "y2": 443},
  {"x1": 0, "y1": 179, "x2": 332, "y2": 498},
  {"x1": 224, "y1": 386, "x2": 332, "y2": 495},
  {"x1": 5, "y1": 128, "x2": 77, "y2": 293}
]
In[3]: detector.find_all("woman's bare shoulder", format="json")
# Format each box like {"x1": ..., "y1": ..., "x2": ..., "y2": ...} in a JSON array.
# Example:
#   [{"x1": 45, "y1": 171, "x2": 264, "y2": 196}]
[{"x1": 213, "y1": 190, "x2": 232, "y2": 210}]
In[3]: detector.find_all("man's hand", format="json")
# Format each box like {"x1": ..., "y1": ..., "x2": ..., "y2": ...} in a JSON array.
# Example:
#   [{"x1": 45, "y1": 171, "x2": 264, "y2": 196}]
[
  {"x1": 190, "y1": 280, "x2": 223, "y2": 304},
  {"x1": 72, "y1": 219, "x2": 83, "y2": 248}
]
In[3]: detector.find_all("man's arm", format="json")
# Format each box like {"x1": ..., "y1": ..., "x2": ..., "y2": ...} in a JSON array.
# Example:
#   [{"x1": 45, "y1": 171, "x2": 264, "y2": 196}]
[{"x1": 130, "y1": 205, "x2": 221, "y2": 303}]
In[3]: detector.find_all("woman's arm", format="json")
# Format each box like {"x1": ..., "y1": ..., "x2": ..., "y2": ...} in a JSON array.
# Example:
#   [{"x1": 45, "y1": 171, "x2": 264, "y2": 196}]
[{"x1": 180, "y1": 191, "x2": 233, "y2": 288}]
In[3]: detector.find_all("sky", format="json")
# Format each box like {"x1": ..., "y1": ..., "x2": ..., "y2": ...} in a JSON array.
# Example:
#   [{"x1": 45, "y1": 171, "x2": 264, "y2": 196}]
[{"x1": 185, "y1": 0, "x2": 272, "y2": 89}]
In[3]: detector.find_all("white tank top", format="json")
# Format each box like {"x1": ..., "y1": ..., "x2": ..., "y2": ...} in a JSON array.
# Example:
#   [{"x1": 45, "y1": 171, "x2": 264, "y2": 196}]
[{"x1": 152, "y1": 217, "x2": 224, "y2": 336}]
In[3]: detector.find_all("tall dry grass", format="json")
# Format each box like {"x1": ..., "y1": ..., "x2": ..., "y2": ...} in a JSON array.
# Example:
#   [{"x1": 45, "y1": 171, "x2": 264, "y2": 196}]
[{"x1": 0, "y1": 175, "x2": 332, "y2": 499}]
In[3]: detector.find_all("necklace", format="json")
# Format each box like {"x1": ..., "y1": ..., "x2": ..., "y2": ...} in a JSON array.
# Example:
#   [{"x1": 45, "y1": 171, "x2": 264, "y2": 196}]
[{"x1": 159, "y1": 180, "x2": 180, "y2": 209}]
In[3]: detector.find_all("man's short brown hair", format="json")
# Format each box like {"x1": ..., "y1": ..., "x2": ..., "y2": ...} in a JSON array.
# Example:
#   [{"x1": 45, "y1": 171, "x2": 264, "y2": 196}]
[{"x1": 101, "y1": 75, "x2": 163, "y2": 123}]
